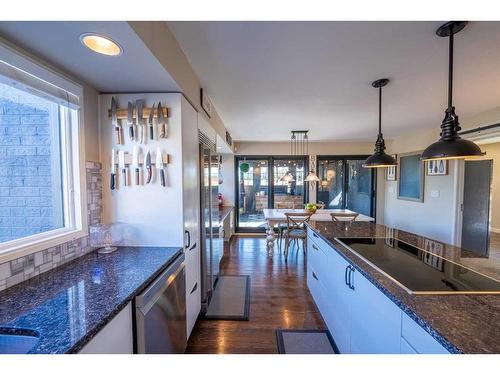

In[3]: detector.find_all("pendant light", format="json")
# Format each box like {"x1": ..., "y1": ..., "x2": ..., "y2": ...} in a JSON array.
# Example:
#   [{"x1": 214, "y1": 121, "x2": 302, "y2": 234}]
[
  {"x1": 363, "y1": 78, "x2": 397, "y2": 168},
  {"x1": 421, "y1": 21, "x2": 484, "y2": 161}
]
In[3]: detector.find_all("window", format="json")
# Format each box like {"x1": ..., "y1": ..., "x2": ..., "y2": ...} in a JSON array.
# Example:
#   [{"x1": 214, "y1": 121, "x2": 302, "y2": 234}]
[{"x1": 0, "y1": 43, "x2": 85, "y2": 260}]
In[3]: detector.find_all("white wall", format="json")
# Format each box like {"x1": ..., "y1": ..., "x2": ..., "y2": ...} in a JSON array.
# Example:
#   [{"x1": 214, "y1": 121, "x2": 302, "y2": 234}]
[
  {"x1": 478, "y1": 142, "x2": 500, "y2": 232},
  {"x1": 219, "y1": 154, "x2": 235, "y2": 206},
  {"x1": 99, "y1": 93, "x2": 185, "y2": 247}
]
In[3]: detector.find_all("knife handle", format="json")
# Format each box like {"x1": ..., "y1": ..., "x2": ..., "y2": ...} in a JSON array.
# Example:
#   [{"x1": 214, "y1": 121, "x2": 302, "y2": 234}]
[
  {"x1": 150, "y1": 125, "x2": 154, "y2": 140},
  {"x1": 115, "y1": 127, "x2": 122, "y2": 145},
  {"x1": 159, "y1": 124, "x2": 165, "y2": 138},
  {"x1": 129, "y1": 125, "x2": 134, "y2": 141},
  {"x1": 160, "y1": 168, "x2": 165, "y2": 187},
  {"x1": 122, "y1": 168, "x2": 128, "y2": 186},
  {"x1": 110, "y1": 173, "x2": 116, "y2": 190},
  {"x1": 135, "y1": 168, "x2": 140, "y2": 185},
  {"x1": 146, "y1": 166, "x2": 152, "y2": 184}
]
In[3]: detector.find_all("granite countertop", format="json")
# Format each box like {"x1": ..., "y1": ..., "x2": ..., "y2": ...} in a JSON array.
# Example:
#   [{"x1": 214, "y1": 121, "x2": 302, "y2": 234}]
[
  {"x1": 306, "y1": 221, "x2": 500, "y2": 354},
  {"x1": 0, "y1": 246, "x2": 183, "y2": 354},
  {"x1": 219, "y1": 206, "x2": 234, "y2": 224}
]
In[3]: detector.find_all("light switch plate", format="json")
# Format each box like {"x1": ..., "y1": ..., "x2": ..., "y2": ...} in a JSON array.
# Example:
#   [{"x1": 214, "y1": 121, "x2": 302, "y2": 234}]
[{"x1": 430, "y1": 190, "x2": 440, "y2": 198}]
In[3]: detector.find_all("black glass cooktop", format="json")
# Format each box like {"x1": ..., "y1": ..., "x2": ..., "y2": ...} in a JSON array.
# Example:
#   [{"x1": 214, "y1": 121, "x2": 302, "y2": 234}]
[{"x1": 336, "y1": 237, "x2": 500, "y2": 294}]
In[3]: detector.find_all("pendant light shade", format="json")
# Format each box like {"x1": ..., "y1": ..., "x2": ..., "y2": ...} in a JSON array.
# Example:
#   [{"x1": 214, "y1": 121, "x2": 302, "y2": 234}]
[
  {"x1": 421, "y1": 21, "x2": 484, "y2": 161},
  {"x1": 363, "y1": 78, "x2": 397, "y2": 168},
  {"x1": 305, "y1": 171, "x2": 320, "y2": 182}
]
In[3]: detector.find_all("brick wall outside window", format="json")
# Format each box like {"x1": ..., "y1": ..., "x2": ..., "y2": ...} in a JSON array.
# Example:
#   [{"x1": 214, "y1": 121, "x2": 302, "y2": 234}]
[{"x1": 0, "y1": 89, "x2": 63, "y2": 243}]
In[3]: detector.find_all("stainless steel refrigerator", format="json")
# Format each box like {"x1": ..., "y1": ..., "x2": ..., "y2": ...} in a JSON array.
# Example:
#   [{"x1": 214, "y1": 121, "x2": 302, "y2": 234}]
[{"x1": 199, "y1": 143, "x2": 222, "y2": 311}]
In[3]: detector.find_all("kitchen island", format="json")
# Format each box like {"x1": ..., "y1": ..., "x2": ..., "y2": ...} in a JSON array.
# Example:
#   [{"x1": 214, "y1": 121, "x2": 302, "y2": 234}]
[
  {"x1": 0, "y1": 246, "x2": 183, "y2": 354},
  {"x1": 306, "y1": 221, "x2": 500, "y2": 354}
]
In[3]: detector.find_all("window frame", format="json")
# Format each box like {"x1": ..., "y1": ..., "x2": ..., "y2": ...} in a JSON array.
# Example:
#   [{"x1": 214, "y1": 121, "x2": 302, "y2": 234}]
[{"x1": 0, "y1": 41, "x2": 87, "y2": 263}]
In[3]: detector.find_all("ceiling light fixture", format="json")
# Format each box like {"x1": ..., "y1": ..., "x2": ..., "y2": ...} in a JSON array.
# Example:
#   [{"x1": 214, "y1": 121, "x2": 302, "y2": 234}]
[
  {"x1": 363, "y1": 78, "x2": 397, "y2": 168},
  {"x1": 421, "y1": 21, "x2": 484, "y2": 161},
  {"x1": 80, "y1": 33, "x2": 123, "y2": 56}
]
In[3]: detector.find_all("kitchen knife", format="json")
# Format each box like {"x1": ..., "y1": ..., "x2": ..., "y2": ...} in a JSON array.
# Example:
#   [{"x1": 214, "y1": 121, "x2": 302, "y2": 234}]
[
  {"x1": 132, "y1": 145, "x2": 140, "y2": 185},
  {"x1": 136, "y1": 99, "x2": 144, "y2": 144},
  {"x1": 110, "y1": 148, "x2": 116, "y2": 190},
  {"x1": 149, "y1": 103, "x2": 155, "y2": 140},
  {"x1": 119, "y1": 150, "x2": 128, "y2": 186},
  {"x1": 111, "y1": 97, "x2": 122, "y2": 145},
  {"x1": 156, "y1": 148, "x2": 165, "y2": 187},
  {"x1": 127, "y1": 102, "x2": 134, "y2": 141},
  {"x1": 145, "y1": 150, "x2": 152, "y2": 184},
  {"x1": 158, "y1": 101, "x2": 166, "y2": 138}
]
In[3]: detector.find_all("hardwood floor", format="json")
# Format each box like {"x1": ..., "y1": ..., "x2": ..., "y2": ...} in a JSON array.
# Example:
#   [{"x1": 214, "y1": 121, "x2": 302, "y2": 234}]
[{"x1": 186, "y1": 236, "x2": 326, "y2": 354}]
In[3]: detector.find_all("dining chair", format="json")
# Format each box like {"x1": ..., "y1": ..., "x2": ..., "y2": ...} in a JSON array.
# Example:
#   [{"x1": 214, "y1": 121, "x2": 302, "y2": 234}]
[
  {"x1": 275, "y1": 202, "x2": 295, "y2": 249},
  {"x1": 283, "y1": 212, "x2": 312, "y2": 261}
]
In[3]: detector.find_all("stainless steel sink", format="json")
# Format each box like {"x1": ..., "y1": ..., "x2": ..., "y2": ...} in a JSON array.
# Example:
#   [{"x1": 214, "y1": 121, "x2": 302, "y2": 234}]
[{"x1": 0, "y1": 327, "x2": 40, "y2": 354}]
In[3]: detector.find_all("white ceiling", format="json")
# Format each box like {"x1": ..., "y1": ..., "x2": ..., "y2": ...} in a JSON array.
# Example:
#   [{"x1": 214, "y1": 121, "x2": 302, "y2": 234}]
[
  {"x1": 168, "y1": 21, "x2": 500, "y2": 141},
  {"x1": 0, "y1": 21, "x2": 180, "y2": 93}
]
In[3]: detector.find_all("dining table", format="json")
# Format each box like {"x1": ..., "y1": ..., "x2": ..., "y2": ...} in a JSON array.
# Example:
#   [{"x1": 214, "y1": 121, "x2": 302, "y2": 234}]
[{"x1": 262, "y1": 208, "x2": 375, "y2": 251}]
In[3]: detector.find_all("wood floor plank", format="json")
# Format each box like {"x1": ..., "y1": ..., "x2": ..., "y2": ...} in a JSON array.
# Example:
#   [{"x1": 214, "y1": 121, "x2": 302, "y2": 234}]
[{"x1": 185, "y1": 236, "x2": 326, "y2": 354}]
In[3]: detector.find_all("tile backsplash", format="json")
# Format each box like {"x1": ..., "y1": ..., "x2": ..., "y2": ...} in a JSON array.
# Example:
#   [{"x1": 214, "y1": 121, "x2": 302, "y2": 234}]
[{"x1": 0, "y1": 161, "x2": 102, "y2": 291}]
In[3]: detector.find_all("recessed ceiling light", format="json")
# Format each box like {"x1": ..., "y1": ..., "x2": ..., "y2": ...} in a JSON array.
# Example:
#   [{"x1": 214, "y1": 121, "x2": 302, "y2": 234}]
[{"x1": 80, "y1": 33, "x2": 123, "y2": 56}]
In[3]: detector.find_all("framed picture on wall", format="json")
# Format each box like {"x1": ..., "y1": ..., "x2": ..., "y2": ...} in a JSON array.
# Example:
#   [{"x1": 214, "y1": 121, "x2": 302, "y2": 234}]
[
  {"x1": 426, "y1": 159, "x2": 448, "y2": 176},
  {"x1": 386, "y1": 154, "x2": 397, "y2": 181},
  {"x1": 397, "y1": 151, "x2": 425, "y2": 202}
]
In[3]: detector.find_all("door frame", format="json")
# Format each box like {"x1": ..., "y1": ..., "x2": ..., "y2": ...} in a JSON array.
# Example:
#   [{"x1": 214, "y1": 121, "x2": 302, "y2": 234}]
[
  {"x1": 316, "y1": 155, "x2": 377, "y2": 219},
  {"x1": 234, "y1": 155, "x2": 309, "y2": 233}
]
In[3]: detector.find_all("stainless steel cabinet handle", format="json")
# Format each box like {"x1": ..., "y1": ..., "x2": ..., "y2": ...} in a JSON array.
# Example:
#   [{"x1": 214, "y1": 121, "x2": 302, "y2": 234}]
[
  {"x1": 189, "y1": 242, "x2": 197, "y2": 251},
  {"x1": 349, "y1": 267, "x2": 355, "y2": 290},
  {"x1": 190, "y1": 282, "x2": 198, "y2": 294},
  {"x1": 312, "y1": 271, "x2": 319, "y2": 281},
  {"x1": 185, "y1": 230, "x2": 191, "y2": 249},
  {"x1": 312, "y1": 244, "x2": 319, "y2": 251},
  {"x1": 313, "y1": 232, "x2": 319, "y2": 238},
  {"x1": 345, "y1": 265, "x2": 350, "y2": 287}
]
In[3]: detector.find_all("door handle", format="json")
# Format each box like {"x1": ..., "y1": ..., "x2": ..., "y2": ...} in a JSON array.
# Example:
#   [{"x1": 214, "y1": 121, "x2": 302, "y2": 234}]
[
  {"x1": 312, "y1": 271, "x2": 319, "y2": 281},
  {"x1": 349, "y1": 267, "x2": 355, "y2": 290},
  {"x1": 185, "y1": 230, "x2": 191, "y2": 249},
  {"x1": 190, "y1": 282, "x2": 198, "y2": 294}
]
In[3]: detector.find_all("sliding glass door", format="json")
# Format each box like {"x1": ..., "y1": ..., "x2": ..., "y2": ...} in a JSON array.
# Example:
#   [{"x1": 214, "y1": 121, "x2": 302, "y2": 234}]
[
  {"x1": 236, "y1": 158, "x2": 269, "y2": 230},
  {"x1": 236, "y1": 156, "x2": 307, "y2": 232},
  {"x1": 317, "y1": 156, "x2": 376, "y2": 218}
]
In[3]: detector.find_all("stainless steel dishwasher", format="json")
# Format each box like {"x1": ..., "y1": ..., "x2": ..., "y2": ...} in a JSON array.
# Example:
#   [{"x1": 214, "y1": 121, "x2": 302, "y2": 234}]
[{"x1": 135, "y1": 253, "x2": 187, "y2": 353}]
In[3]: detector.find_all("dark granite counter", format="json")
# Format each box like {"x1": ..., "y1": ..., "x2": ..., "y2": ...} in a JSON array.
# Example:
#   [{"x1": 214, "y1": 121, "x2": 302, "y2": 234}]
[
  {"x1": 306, "y1": 221, "x2": 500, "y2": 354},
  {"x1": 0, "y1": 246, "x2": 183, "y2": 354},
  {"x1": 218, "y1": 206, "x2": 234, "y2": 225}
]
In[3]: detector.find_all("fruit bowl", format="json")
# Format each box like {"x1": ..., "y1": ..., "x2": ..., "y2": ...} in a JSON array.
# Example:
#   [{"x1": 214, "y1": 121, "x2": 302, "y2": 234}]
[{"x1": 305, "y1": 203, "x2": 317, "y2": 214}]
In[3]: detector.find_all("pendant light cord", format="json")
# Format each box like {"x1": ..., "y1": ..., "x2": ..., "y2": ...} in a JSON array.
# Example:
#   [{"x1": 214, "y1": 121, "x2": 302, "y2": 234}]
[
  {"x1": 378, "y1": 85, "x2": 382, "y2": 135},
  {"x1": 448, "y1": 32, "x2": 454, "y2": 108}
]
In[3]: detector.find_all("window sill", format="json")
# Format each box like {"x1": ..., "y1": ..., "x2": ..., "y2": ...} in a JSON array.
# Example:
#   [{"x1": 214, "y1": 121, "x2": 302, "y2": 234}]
[{"x1": 0, "y1": 228, "x2": 88, "y2": 264}]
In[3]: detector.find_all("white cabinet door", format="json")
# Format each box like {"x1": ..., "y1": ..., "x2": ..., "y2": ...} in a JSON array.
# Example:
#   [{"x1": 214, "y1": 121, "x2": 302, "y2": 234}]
[
  {"x1": 181, "y1": 97, "x2": 201, "y2": 338},
  {"x1": 349, "y1": 268, "x2": 402, "y2": 353},
  {"x1": 79, "y1": 303, "x2": 133, "y2": 354},
  {"x1": 324, "y1": 247, "x2": 352, "y2": 354}
]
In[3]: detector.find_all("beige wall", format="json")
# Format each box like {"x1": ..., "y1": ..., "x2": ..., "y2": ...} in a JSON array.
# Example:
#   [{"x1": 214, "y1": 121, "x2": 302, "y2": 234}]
[
  {"x1": 128, "y1": 21, "x2": 232, "y2": 151},
  {"x1": 383, "y1": 106, "x2": 500, "y2": 244},
  {"x1": 235, "y1": 140, "x2": 376, "y2": 155}
]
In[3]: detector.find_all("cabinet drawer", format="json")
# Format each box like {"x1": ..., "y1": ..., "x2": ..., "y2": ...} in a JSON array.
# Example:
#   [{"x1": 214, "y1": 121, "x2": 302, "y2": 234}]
[
  {"x1": 309, "y1": 240, "x2": 328, "y2": 281},
  {"x1": 307, "y1": 227, "x2": 331, "y2": 253},
  {"x1": 401, "y1": 313, "x2": 449, "y2": 354}
]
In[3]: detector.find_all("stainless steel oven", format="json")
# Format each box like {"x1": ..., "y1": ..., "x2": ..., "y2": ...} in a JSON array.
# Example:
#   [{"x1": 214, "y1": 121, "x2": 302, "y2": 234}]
[{"x1": 135, "y1": 253, "x2": 187, "y2": 353}]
